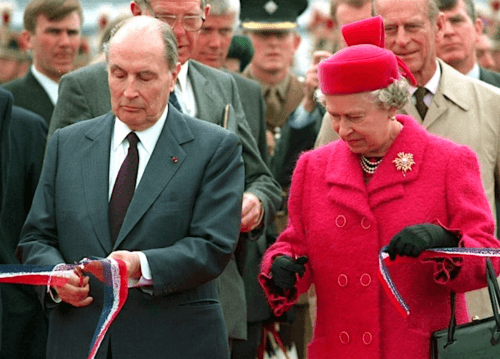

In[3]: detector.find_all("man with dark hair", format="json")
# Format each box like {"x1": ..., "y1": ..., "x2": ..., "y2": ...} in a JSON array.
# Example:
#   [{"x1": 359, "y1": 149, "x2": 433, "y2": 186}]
[
  {"x1": 436, "y1": 0, "x2": 500, "y2": 86},
  {"x1": 18, "y1": 16, "x2": 245, "y2": 359},
  {"x1": 2, "y1": 0, "x2": 83, "y2": 125},
  {"x1": 0, "y1": 87, "x2": 48, "y2": 359}
]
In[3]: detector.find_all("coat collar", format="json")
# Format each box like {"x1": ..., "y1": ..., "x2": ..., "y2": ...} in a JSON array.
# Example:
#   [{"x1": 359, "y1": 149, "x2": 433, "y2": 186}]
[
  {"x1": 82, "y1": 107, "x2": 195, "y2": 251},
  {"x1": 188, "y1": 60, "x2": 221, "y2": 118},
  {"x1": 326, "y1": 115, "x2": 428, "y2": 215},
  {"x1": 402, "y1": 60, "x2": 471, "y2": 127}
]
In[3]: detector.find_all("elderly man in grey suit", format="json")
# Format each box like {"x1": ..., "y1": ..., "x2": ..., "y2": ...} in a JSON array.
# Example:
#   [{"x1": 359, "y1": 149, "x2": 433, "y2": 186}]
[
  {"x1": 314, "y1": 0, "x2": 500, "y2": 320},
  {"x1": 190, "y1": 0, "x2": 276, "y2": 355},
  {"x1": 48, "y1": 0, "x2": 282, "y2": 349},
  {"x1": 18, "y1": 17, "x2": 244, "y2": 359}
]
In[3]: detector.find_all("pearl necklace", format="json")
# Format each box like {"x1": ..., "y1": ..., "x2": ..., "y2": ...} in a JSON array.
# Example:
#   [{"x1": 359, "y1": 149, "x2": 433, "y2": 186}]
[{"x1": 360, "y1": 155, "x2": 383, "y2": 174}]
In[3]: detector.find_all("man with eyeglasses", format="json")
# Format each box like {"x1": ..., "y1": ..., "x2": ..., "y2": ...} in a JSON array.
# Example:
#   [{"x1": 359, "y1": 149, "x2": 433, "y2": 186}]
[{"x1": 48, "y1": 0, "x2": 282, "y2": 352}]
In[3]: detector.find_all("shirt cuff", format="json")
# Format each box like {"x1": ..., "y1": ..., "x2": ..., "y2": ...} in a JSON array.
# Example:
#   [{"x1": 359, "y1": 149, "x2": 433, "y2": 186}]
[{"x1": 129, "y1": 252, "x2": 154, "y2": 288}]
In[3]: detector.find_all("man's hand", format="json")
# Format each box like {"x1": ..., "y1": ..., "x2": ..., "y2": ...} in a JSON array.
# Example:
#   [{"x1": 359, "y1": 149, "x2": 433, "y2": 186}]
[
  {"x1": 55, "y1": 271, "x2": 93, "y2": 307},
  {"x1": 302, "y1": 50, "x2": 332, "y2": 112},
  {"x1": 107, "y1": 251, "x2": 142, "y2": 280},
  {"x1": 241, "y1": 192, "x2": 264, "y2": 233}
]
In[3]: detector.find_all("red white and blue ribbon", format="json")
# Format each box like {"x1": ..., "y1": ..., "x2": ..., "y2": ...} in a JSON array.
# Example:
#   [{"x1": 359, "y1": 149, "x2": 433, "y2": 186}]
[
  {"x1": 378, "y1": 246, "x2": 500, "y2": 317},
  {"x1": 0, "y1": 258, "x2": 128, "y2": 359}
]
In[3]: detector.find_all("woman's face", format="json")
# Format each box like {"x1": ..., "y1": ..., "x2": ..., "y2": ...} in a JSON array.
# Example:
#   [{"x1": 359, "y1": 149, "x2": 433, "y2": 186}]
[{"x1": 325, "y1": 92, "x2": 398, "y2": 157}]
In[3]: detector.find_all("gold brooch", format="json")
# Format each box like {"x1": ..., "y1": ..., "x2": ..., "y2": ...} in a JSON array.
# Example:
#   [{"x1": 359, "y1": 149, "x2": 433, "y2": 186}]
[{"x1": 392, "y1": 152, "x2": 415, "y2": 176}]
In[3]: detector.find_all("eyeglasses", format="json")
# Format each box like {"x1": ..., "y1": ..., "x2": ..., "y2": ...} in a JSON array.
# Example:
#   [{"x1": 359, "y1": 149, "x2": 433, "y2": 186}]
[{"x1": 143, "y1": 1, "x2": 205, "y2": 32}]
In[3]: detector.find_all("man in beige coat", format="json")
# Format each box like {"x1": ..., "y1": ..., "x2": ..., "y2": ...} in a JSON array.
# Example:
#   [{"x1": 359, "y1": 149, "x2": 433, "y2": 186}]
[{"x1": 315, "y1": 0, "x2": 500, "y2": 320}]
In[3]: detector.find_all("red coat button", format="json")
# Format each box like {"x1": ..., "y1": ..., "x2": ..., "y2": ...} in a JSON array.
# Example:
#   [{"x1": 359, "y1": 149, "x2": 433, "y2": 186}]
[
  {"x1": 363, "y1": 332, "x2": 372, "y2": 345},
  {"x1": 360, "y1": 273, "x2": 372, "y2": 287},
  {"x1": 338, "y1": 274, "x2": 348, "y2": 287},
  {"x1": 339, "y1": 331, "x2": 350, "y2": 344},
  {"x1": 336, "y1": 215, "x2": 346, "y2": 228},
  {"x1": 361, "y1": 217, "x2": 371, "y2": 229}
]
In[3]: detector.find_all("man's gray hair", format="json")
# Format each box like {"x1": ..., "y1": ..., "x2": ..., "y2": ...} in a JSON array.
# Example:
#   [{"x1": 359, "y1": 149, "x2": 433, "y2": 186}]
[
  {"x1": 136, "y1": 0, "x2": 207, "y2": 13},
  {"x1": 436, "y1": 0, "x2": 476, "y2": 22},
  {"x1": 105, "y1": 17, "x2": 178, "y2": 71},
  {"x1": 374, "y1": 0, "x2": 439, "y2": 24},
  {"x1": 370, "y1": 77, "x2": 410, "y2": 110},
  {"x1": 207, "y1": 0, "x2": 240, "y2": 17}
]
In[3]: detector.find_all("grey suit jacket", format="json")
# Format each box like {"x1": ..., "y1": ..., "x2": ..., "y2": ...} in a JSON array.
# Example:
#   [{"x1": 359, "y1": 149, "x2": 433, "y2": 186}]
[
  {"x1": 18, "y1": 106, "x2": 245, "y2": 359},
  {"x1": 49, "y1": 60, "x2": 282, "y2": 340},
  {"x1": 2, "y1": 69, "x2": 54, "y2": 126}
]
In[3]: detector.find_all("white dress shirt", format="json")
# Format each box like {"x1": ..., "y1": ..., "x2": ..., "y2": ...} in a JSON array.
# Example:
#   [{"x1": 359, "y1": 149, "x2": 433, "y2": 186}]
[
  {"x1": 174, "y1": 62, "x2": 197, "y2": 117},
  {"x1": 31, "y1": 65, "x2": 59, "y2": 105},
  {"x1": 409, "y1": 59, "x2": 441, "y2": 108},
  {"x1": 108, "y1": 105, "x2": 169, "y2": 287},
  {"x1": 466, "y1": 62, "x2": 481, "y2": 80}
]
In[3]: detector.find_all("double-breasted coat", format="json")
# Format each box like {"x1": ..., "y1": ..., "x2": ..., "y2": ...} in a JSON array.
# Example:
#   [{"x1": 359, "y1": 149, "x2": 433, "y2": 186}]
[{"x1": 259, "y1": 115, "x2": 500, "y2": 358}]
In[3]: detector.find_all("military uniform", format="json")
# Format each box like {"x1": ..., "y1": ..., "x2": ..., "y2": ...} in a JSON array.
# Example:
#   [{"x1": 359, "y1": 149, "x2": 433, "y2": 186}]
[{"x1": 234, "y1": 1, "x2": 312, "y2": 359}]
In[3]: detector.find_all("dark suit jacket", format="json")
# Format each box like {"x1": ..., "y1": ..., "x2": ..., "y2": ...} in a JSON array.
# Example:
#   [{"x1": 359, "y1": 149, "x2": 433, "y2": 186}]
[
  {"x1": 480, "y1": 66, "x2": 500, "y2": 88},
  {"x1": 0, "y1": 87, "x2": 48, "y2": 359},
  {"x1": 49, "y1": 60, "x2": 282, "y2": 339},
  {"x1": 2, "y1": 69, "x2": 54, "y2": 126},
  {"x1": 17, "y1": 106, "x2": 245, "y2": 359}
]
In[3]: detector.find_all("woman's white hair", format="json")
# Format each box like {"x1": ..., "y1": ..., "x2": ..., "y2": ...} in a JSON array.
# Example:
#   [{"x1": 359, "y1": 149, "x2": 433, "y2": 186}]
[
  {"x1": 316, "y1": 76, "x2": 410, "y2": 110},
  {"x1": 370, "y1": 77, "x2": 410, "y2": 110}
]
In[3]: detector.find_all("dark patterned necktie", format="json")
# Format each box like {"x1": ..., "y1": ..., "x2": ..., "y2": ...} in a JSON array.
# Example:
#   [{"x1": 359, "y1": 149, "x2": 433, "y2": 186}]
[
  {"x1": 414, "y1": 87, "x2": 429, "y2": 120},
  {"x1": 169, "y1": 90, "x2": 182, "y2": 112},
  {"x1": 109, "y1": 132, "x2": 139, "y2": 244}
]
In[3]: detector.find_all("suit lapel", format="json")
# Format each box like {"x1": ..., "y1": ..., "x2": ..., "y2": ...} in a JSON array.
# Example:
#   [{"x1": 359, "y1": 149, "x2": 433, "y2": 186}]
[
  {"x1": 82, "y1": 113, "x2": 114, "y2": 253},
  {"x1": 26, "y1": 70, "x2": 55, "y2": 121},
  {"x1": 188, "y1": 61, "x2": 222, "y2": 125},
  {"x1": 114, "y1": 106, "x2": 194, "y2": 248}
]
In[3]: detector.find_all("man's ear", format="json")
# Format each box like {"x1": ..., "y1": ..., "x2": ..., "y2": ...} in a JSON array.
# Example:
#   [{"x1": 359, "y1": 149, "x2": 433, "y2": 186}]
[
  {"x1": 130, "y1": 2, "x2": 143, "y2": 16},
  {"x1": 434, "y1": 12, "x2": 445, "y2": 43},
  {"x1": 169, "y1": 62, "x2": 181, "y2": 92},
  {"x1": 204, "y1": 4, "x2": 211, "y2": 19},
  {"x1": 293, "y1": 33, "x2": 302, "y2": 52},
  {"x1": 20, "y1": 30, "x2": 33, "y2": 50},
  {"x1": 474, "y1": 18, "x2": 484, "y2": 40}
]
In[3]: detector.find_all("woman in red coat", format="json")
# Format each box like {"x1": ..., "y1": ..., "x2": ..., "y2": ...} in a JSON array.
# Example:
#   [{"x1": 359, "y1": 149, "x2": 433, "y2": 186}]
[{"x1": 258, "y1": 16, "x2": 500, "y2": 359}]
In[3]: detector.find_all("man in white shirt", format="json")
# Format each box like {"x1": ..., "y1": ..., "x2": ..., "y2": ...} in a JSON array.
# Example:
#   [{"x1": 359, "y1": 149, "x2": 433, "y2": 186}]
[
  {"x1": 17, "y1": 16, "x2": 245, "y2": 359},
  {"x1": 2, "y1": 0, "x2": 82, "y2": 125}
]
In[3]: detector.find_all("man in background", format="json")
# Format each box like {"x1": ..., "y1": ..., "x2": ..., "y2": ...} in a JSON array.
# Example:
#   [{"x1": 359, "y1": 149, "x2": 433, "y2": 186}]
[
  {"x1": 241, "y1": 0, "x2": 306, "y2": 158},
  {"x1": 0, "y1": 87, "x2": 48, "y2": 359},
  {"x1": 436, "y1": 0, "x2": 500, "y2": 86},
  {"x1": 2, "y1": 0, "x2": 82, "y2": 126},
  {"x1": 191, "y1": 0, "x2": 270, "y2": 351},
  {"x1": 192, "y1": 0, "x2": 279, "y2": 356}
]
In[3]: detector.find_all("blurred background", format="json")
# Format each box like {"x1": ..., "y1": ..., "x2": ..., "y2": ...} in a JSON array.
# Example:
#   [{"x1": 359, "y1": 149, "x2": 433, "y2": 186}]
[{"x1": 1, "y1": 0, "x2": 499, "y2": 82}]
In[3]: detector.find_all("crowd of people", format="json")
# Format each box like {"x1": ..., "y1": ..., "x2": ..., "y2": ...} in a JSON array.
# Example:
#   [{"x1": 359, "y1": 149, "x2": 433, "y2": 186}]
[{"x1": 2, "y1": 0, "x2": 500, "y2": 358}]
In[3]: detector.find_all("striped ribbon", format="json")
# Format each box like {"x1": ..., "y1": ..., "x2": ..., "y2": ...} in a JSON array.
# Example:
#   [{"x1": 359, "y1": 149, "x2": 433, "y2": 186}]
[
  {"x1": 0, "y1": 258, "x2": 128, "y2": 359},
  {"x1": 378, "y1": 246, "x2": 500, "y2": 317}
]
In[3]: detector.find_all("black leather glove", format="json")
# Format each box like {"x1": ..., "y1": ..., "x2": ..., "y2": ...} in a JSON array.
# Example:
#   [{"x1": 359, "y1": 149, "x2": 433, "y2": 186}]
[
  {"x1": 270, "y1": 255, "x2": 308, "y2": 294},
  {"x1": 387, "y1": 224, "x2": 458, "y2": 261}
]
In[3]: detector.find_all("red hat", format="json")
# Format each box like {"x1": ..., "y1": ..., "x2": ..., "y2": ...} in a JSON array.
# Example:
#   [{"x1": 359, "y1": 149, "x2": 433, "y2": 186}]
[{"x1": 318, "y1": 16, "x2": 416, "y2": 95}]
